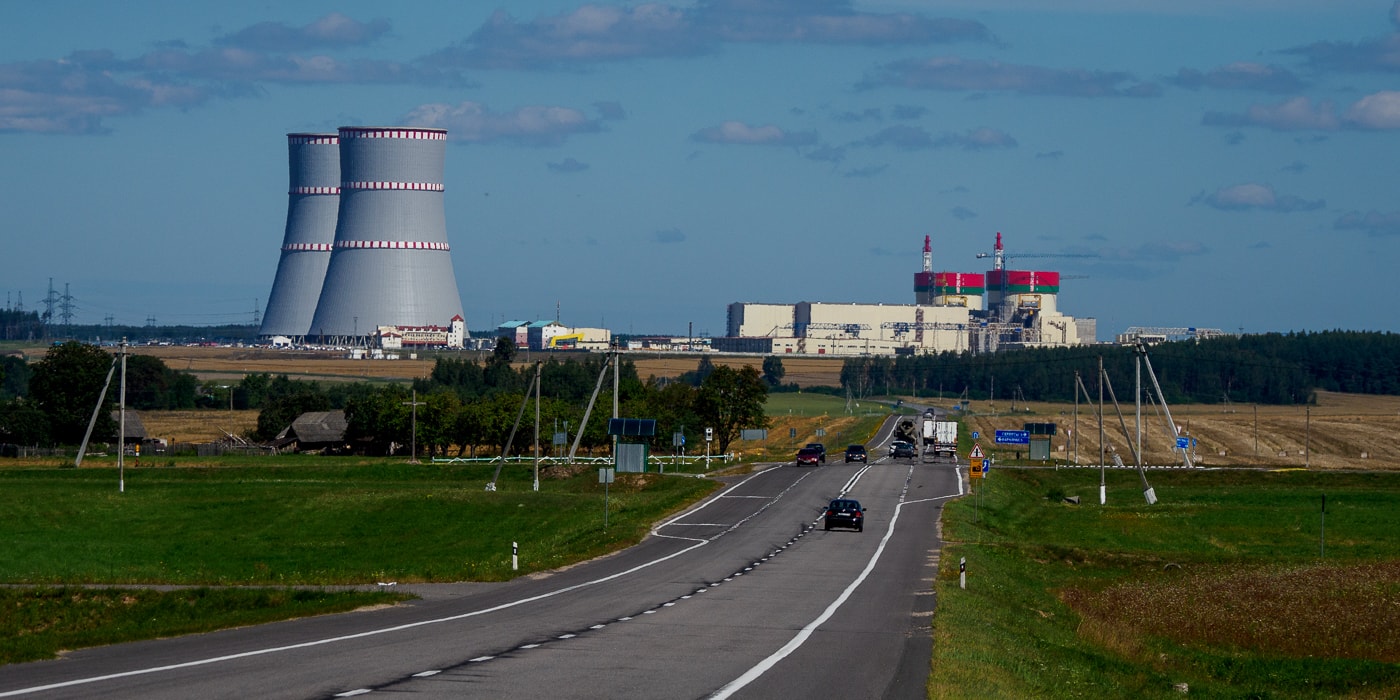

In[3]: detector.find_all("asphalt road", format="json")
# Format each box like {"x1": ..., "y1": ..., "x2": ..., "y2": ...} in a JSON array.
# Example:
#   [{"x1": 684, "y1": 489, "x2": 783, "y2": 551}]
[{"x1": 0, "y1": 418, "x2": 964, "y2": 700}]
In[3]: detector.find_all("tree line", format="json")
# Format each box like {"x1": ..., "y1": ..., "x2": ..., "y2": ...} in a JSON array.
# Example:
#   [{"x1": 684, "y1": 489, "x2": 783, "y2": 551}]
[
  {"x1": 0, "y1": 339, "x2": 770, "y2": 456},
  {"x1": 838, "y1": 330, "x2": 1400, "y2": 405}
]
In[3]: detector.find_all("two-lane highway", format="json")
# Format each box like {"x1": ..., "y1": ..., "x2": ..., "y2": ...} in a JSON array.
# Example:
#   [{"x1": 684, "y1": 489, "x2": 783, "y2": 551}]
[{"x1": 0, "y1": 423, "x2": 964, "y2": 699}]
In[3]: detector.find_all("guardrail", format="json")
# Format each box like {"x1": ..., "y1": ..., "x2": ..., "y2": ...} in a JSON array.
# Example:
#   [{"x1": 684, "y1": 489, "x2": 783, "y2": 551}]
[{"x1": 430, "y1": 454, "x2": 737, "y2": 469}]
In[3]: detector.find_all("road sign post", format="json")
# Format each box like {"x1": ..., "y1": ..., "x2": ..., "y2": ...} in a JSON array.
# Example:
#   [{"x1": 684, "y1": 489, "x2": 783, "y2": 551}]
[{"x1": 959, "y1": 557, "x2": 966, "y2": 589}]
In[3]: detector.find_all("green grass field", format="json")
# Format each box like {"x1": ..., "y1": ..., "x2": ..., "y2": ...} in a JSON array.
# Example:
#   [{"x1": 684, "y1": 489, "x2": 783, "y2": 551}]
[
  {"x1": 0, "y1": 459, "x2": 717, "y2": 585},
  {"x1": 765, "y1": 392, "x2": 882, "y2": 416},
  {"x1": 930, "y1": 467, "x2": 1400, "y2": 698},
  {"x1": 1, "y1": 587, "x2": 406, "y2": 665},
  {"x1": 0, "y1": 458, "x2": 718, "y2": 664}
]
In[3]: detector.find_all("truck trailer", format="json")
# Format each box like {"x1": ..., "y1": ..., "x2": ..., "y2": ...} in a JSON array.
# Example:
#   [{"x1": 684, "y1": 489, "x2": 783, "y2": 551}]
[{"x1": 920, "y1": 411, "x2": 958, "y2": 460}]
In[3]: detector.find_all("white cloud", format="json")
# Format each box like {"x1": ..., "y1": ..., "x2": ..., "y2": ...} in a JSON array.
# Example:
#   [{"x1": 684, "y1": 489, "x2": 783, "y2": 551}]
[
  {"x1": 214, "y1": 13, "x2": 392, "y2": 52},
  {"x1": 404, "y1": 101, "x2": 602, "y2": 146},
  {"x1": 860, "y1": 56, "x2": 1160, "y2": 97},
  {"x1": 1343, "y1": 90, "x2": 1400, "y2": 129},
  {"x1": 690, "y1": 120, "x2": 818, "y2": 146},
  {"x1": 1204, "y1": 92, "x2": 1400, "y2": 131},
  {"x1": 428, "y1": 1, "x2": 993, "y2": 69},
  {"x1": 1167, "y1": 62, "x2": 1305, "y2": 93},
  {"x1": 1195, "y1": 183, "x2": 1325, "y2": 212},
  {"x1": 1334, "y1": 210, "x2": 1400, "y2": 236},
  {"x1": 1203, "y1": 96, "x2": 1339, "y2": 131}
]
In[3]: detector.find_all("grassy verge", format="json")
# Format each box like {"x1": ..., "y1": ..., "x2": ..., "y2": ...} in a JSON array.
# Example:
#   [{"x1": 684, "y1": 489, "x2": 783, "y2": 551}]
[
  {"x1": 1, "y1": 587, "x2": 406, "y2": 665},
  {"x1": 930, "y1": 468, "x2": 1400, "y2": 698},
  {"x1": 0, "y1": 458, "x2": 719, "y2": 585}
]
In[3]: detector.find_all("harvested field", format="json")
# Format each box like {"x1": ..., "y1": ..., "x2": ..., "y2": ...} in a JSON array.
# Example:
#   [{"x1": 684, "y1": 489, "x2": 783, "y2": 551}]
[
  {"x1": 140, "y1": 410, "x2": 260, "y2": 443},
  {"x1": 18, "y1": 345, "x2": 1400, "y2": 467},
  {"x1": 24, "y1": 345, "x2": 847, "y2": 387},
  {"x1": 952, "y1": 389, "x2": 1400, "y2": 469}
]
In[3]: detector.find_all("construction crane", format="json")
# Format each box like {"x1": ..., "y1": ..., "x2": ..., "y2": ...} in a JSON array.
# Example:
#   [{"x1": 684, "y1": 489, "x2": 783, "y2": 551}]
[{"x1": 975, "y1": 231, "x2": 1099, "y2": 270}]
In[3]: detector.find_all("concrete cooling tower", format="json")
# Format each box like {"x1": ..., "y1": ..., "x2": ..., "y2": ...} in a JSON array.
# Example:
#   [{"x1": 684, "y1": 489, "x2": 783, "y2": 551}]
[
  {"x1": 259, "y1": 133, "x2": 340, "y2": 339},
  {"x1": 307, "y1": 127, "x2": 464, "y2": 343}
]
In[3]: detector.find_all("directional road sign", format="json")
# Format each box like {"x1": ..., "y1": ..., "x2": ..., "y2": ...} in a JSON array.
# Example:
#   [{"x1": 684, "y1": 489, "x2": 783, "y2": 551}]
[{"x1": 995, "y1": 429, "x2": 1030, "y2": 445}]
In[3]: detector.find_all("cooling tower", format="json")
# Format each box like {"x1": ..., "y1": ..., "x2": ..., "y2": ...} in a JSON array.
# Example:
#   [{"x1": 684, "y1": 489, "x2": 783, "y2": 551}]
[
  {"x1": 307, "y1": 127, "x2": 464, "y2": 342},
  {"x1": 259, "y1": 133, "x2": 340, "y2": 339}
]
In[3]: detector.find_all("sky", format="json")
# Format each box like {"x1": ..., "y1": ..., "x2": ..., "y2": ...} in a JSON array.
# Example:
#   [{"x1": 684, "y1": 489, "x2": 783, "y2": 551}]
[{"x1": 3, "y1": 0, "x2": 1400, "y2": 339}]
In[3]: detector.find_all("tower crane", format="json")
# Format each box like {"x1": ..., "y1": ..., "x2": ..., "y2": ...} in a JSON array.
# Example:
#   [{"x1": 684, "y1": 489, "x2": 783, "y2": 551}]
[
  {"x1": 974, "y1": 232, "x2": 1099, "y2": 320},
  {"x1": 974, "y1": 231, "x2": 1099, "y2": 270}
]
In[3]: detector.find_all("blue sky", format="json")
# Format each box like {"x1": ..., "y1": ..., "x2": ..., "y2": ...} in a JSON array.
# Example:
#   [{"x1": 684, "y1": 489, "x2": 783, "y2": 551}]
[{"x1": 3, "y1": 1, "x2": 1399, "y2": 338}]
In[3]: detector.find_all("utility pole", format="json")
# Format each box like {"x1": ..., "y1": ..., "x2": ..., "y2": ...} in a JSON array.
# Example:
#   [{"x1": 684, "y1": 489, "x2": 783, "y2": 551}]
[
  {"x1": 612, "y1": 343, "x2": 620, "y2": 465},
  {"x1": 1098, "y1": 356, "x2": 1106, "y2": 505},
  {"x1": 1135, "y1": 351, "x2": 1142, "y2": 468},
  {"x1": 1073, "y1": 370, "x2": 1079, "y2": 465},
  {"x1": 1097, "y1": 356, "x2": 1104, "y2": 467},
  {"x1": 403, "y1": 389, "x2": 424, "y2": 464},
  {"x1": 533, "y1": 364, "x2": 541, "y2": 491},
  {"x1": 1305, "y1": 404, "x2": 1311, "y2": 469},
  {"x1": 118, "y1": 339, "x2": 127, "y2": 493}
]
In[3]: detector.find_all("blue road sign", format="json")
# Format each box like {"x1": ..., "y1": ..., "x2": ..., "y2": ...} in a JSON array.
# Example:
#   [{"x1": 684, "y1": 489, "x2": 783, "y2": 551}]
[
  {"x1": 995, "y1": 429, "x2": 1030, "y2": 445},
  {"x1": 1175, "y1": 437, "x2": 1197, "y2": 449},
  {"x1": 971, "y1": 431, "x2": 980, "y2": 440}
]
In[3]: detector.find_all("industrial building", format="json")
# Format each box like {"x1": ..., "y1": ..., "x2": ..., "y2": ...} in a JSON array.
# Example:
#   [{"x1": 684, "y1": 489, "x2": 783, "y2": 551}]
[
  {"x1": 377, "y1": 315, "x2": 467, "y2": 350},
  {"x1": 495, "y1": 320, "x2": 612, "y2": 351},
  {"x1": 715, "y1": 233, "x2": 1094, "y2": 356},
  {"x1": 260, "y1": 127, "x2": 466, "y2": 347}
]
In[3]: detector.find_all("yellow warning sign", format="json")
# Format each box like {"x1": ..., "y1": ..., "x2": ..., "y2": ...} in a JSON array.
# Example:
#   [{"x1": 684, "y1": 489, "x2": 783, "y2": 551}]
[{"x1": 970, "y1": 457, "x2": 984, "y2": 478}]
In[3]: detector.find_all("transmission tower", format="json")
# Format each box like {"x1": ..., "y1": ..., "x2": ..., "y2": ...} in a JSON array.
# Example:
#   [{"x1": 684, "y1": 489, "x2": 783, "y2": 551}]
[
  {"x1": 42, "y1": 278, "x2": 58, "y2": 335},
  {"x1": 59, "y1": 282, "x2": 75, "y2": 336}
]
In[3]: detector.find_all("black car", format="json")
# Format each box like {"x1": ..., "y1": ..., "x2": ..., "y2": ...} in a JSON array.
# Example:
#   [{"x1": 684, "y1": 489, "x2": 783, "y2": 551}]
[
  {"x1": 804, "y1": 443, "x2": 827, "y2": 464},
  {"x1": 824, "y1": 498, "x2": 864, "y2": 531},
  {"x1": 844, "y1": 444, "x2": 867, "y2": 463},
  {"x1": 889, "y1": 441, "x2": 916, "y2": 459}
]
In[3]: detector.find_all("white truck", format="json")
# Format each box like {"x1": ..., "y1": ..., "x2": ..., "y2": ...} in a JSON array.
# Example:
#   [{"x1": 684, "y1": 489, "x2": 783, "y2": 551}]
[{"x1": 921, "y1": 412, "x2": 958, "y2": 460}]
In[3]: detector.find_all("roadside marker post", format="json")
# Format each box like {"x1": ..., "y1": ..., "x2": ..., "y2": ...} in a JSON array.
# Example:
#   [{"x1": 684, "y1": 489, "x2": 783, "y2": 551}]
[
  {"x1": 600, "y1": 468, "x2": 615, "y2": 529},
  {"x1": 1320, "y1": 493, "x2": 1326, "y2": 558},
  {"x1": 959, "y1": 557, "x2": 966, "y2": 590},
  {"x1": 512, "y1": 541, "x2": 518, "y2": 571}
]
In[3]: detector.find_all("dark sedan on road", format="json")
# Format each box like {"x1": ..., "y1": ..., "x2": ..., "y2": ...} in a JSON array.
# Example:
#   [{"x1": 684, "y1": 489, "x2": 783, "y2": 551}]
[
  {"x1": 889, "y1": 441, "x2": 916, "y2": 459},
  {"x1": 844, "y1": 444, "x2": 867, "y2": 463},
  {"x1": 824, "y1": 498, "x2": 864, "y2": 531}
]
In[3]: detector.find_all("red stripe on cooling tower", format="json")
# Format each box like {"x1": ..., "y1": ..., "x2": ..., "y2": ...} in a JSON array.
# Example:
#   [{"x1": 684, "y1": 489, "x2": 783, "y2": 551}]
[
  {"x1": 333, "y1": 241, "x2": 451, "y2": 251},
  {"x1": 339, "y1": 128, "x2": 447, "y2": 141},
  {"x1": 282, "y1": 243, "x2": 334, "y2": 252},
  {"x1": 289, "y1": 186, "x2": 341, "y2": 195},
  {"x1": 342, "y1": 181, "x2": 445, "y2": 192},
  {"x1": 287, "y1": 135, "x2": 339, "y2": 145}
]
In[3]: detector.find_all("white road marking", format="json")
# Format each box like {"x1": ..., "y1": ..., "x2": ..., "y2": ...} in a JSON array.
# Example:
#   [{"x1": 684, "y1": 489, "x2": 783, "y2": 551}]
[
  {"x1": 334, "y1": 690, "x2": 372, "y2": 697},
  {"x1": 0, "y1": 466, "x2": 808, "y2": 698},
  {"x1": 469, "y1": 656, "x2": 494, "y2": 663},
  {"x1": 412, "y1": 670, "x2": 440, "y2": 677},
  {"x1": 710, "y1": 467, "x2": 960, "y2": 699}
]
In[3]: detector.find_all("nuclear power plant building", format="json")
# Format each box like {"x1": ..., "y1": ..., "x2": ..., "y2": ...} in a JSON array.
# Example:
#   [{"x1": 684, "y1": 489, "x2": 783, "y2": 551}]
[
  {"x1": 716, "y1": 233, "x2": 1095, "y2": 356},
  {"x1": 261, "y1": 127, "x2": 466, "y2": 347}
]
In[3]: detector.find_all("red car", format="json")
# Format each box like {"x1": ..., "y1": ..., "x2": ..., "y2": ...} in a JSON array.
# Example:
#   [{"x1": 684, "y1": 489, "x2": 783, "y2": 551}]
[{"x1": 796, "y1": 447, "x2": 823, "y2": 466}]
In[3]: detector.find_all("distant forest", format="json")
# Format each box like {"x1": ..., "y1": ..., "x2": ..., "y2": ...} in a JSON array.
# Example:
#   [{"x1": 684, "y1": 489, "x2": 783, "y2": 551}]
[{"x1": 838, "y1": 331, "x2": 1400, "y2": 405}]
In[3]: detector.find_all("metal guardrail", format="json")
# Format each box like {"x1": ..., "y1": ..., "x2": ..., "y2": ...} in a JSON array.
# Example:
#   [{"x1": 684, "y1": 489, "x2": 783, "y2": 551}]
[{"x1": 430, "y1": 454, "x2": 737, "y2": 468}]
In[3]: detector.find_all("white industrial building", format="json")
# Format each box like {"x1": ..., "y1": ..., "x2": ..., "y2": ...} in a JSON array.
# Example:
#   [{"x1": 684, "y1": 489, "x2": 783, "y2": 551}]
[{"x1": 715, "y1": 233, "x2": 1094, "y2": 357}]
